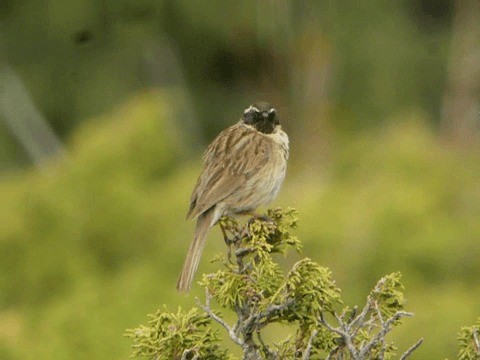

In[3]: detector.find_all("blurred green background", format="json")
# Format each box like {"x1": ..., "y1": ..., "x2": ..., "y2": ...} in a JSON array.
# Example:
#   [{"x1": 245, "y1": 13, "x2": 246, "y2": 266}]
[{"x1": 0, "y1": 1, "x2": 479, "y2": 359}]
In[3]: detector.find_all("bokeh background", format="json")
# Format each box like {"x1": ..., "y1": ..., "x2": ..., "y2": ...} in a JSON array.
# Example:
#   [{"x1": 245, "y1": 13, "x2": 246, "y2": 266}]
[{"x1": 0, "y1": 1, "x2": 479, "y2": 358}]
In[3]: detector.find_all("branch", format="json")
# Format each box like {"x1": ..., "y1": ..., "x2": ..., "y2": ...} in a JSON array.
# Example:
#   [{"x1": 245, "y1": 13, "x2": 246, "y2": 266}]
[
  {"x1": 237, "y1": 298, "x2": 295, "y2": 339},
  {"x1": 256, "y1": 329, "x2": 276, "y2": 359},
  {"x1": 325, "y1": 347, "x2": 340, "y2": 360},
  {"x1": 349, "y1": 276, "x2": 388, "y2": 335},
  {"x1": 346, "y1": 306, "x2": 358, "y2": 324},
  {"x1": 198, "y1": 288, "x2": 244, "y2": 347},
  {"x1": 320, "y1": 312, "x2": 359, "y2": 359},
  {"x1": 349, "y1": 298, "x2": 372, "y2": 337},
  {"x1": 358, "y1": 308, "x2": 413, "y2": 359},
  {"x1": 320, "y1": 299, "x2": 421, "y2": 360},
  {"x1": 400, "y1": 338, "x2": 424, "y2": 360},
  {"x1": 473, "y1": 329, "x2": 480, "y2": 355},
  {"x1": 258, "y1": 299, "x2": 295, "y2": 322},
  {"x1": 302, "y1": 329, "x2": 318, "y2": 360}
]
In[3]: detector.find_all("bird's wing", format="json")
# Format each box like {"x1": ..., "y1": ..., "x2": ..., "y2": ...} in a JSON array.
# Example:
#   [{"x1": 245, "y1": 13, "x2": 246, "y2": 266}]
[{"x1": 186, "y1": 124, "x2": 271, "y2": 219}]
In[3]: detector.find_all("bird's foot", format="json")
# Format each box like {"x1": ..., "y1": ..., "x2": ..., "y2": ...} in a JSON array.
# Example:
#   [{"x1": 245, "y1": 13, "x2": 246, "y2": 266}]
[
  {"x1": 247, "y1": 213, "x2": 276, "y2": 228},
  {"x1": 219, "y1": 222, "x2": 232, "y2": 245},
  {"x1": 219, "y1": 221, "x2": 237, "y2": 264}
]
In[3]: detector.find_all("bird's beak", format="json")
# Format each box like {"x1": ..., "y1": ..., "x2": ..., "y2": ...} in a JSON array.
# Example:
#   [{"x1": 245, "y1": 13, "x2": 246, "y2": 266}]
[{"x1": 262, "y1": 112, "x2": 268, "y2": 119}]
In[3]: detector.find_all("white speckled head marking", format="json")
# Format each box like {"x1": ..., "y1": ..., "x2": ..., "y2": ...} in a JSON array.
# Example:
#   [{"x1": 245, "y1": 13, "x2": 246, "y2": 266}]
[{"x1": 244, "y1": 105, "x2": 260, "y2": 114}]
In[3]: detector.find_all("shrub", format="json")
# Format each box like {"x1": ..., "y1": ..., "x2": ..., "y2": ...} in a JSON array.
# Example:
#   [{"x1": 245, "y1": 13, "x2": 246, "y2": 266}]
[{"x1": 126, "y1": 209, "x2": 424, "y2": 359}]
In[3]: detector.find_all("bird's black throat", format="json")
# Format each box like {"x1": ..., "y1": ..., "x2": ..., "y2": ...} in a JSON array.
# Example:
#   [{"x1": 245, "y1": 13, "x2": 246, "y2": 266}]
[
  {"x1": 242, "y1": 102, "x2": 279, "y2": 134},
  {"x1": 254, "y1": 120, "x2": 276, "y2": 134}
]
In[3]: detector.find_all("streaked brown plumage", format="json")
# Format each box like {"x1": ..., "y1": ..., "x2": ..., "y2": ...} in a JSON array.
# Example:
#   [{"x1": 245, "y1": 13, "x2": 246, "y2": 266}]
[{"x1": 177, "y1": 102, "x2": 289, "y2": 292}]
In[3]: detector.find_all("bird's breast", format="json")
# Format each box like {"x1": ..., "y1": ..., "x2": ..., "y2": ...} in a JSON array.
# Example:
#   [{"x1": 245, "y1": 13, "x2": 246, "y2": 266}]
[{"x1": 225, "y1": 132, "x2": 288, "y2": 214}]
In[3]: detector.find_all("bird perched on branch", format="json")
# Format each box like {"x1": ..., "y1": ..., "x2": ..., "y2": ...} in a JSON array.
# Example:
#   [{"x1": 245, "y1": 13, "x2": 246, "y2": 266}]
[{"x1": 177, "y1": 102, "x2": 289, "y2": 292}]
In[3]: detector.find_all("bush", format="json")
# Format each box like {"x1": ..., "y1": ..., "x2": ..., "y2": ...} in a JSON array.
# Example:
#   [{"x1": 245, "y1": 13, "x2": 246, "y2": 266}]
[{"x1": 126, "y1": 209, "x2": 424, "y2": 359}]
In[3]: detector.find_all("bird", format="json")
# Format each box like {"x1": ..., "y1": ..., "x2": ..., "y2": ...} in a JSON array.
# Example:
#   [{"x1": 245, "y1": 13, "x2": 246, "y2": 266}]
[{"x1": 176, "y1": 102, "x2": 289, "y2": 292}]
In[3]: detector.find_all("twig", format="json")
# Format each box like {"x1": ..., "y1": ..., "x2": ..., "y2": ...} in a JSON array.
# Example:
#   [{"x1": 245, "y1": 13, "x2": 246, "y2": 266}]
[
  {"x1": 346, "y1": 306, "x2": 358, "y2": 324},
  {"x1": 349, "y1": 298, "x2": 372, "y2": 336},
  {"x1": 472, "y1": 329, "x2": 480, "y2": 355},
  {"x1": 358, "y1": 310, "x2": 413, "y2": 359},
  {"x1": 238, "y1": 299, "x2": 295, "y2": 337},
  {"x1": 240, "y1": 312, "x2": 257, "y2": 335},
  {"x1": 378, "y1": 336, "x2": 388, "y2": 360},
  {"x1": 258, "y1": 299, "x2": 295, "y2": 321},
  {"x1": 400, "y1": 338, "x2": 424, "y2": 360},
  {"x1": 256, "y1": 329, "x2": 276, "y2": 358},
  {"x1": 233, "y1": 304, "x2": 243, "y2": 338},
  {"x1": 235, "y1": 247, "x2": 253, "y2": 257},
  {"x1": 320, "y1": 313, "x2": 359, "y2": 359},
  {"x1": 198, "y1": 289, "x2": 243, "y2": 346},
  {"x1": 373, "y1": 301, "x2": 385, "y2": 324},
  {"x1": 302, "y1": 329, "x2": 318, "y2": 360},
  {"x1": 373, "y1": 301, "x2": 388, "y2": 359},
  {"x1": 325, "y1": 346, "x2": 340, "y2": 360},
  {"x1": 349, "y1": 277, "x2": 386, "y2": 333},
  {"x1": 181, "y1": 349, "x2": 199, "y2": 360},
  {"x1": 335, "y1": 311, "x2": 347, "y2": 330}
]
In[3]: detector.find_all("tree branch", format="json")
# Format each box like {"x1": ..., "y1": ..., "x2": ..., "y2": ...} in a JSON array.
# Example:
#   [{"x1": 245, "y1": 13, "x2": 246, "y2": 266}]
[
  {"x1": 400, "y1": 338, "x2": 424, "y2": 360},
  {"x1": 358, "y1": 308, "x2": 413, "y2": 359},
  {"x1": 473, "y1": 329, "x2": 480, "y2": 355},
  {"x1": 302, "y1": 329, "x2": 318, "y2": 360},
  {"x1": 198, "y1": 288, "x2": 244, "y2": 347},
  {"x1": 320, "y1": 312, "x2": 359, "y2": 359}
]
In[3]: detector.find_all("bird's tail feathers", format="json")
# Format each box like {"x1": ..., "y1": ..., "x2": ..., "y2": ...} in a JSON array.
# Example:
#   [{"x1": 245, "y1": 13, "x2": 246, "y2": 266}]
[{"x1": 176, "y1": 210, "x2": 214, "y2": 292}]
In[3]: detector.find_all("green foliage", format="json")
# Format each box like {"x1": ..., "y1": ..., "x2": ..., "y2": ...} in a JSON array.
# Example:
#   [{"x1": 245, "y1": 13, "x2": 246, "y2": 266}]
[
  {"x1": 125, "y1": 307, "x2": 229, "y2": 360},
  {"x1": 0, "y1": 93, "x2": 478, "y2": 359},
  {"x1": 370, "y1": 272, "x2": 404, "y2": 319},
  {"x1": 457, "y1": 318, "x2": 480, "y2": 360},
  {"x1": 301, "y1": 122, "x2": 480, "y2": 287},
  {"x1": 0, "y1": 92, "x2": 191, "y2": 359},
  {"x1": 202, "y1": 208, "x2": 303, "y2": 311},
  {"x1": 0, "y1": 92, "x2": 177, "y2": 306},
  {"x1": 294, "y1": 122, "x2": 480, "y2": 358},
  {"x1": 128, "y1": 209, "x2": 422, "y2": 359}
]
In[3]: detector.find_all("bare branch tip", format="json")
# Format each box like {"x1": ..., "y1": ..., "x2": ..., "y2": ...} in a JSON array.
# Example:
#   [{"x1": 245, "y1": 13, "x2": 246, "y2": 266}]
[{"x1": 400, "y1": 338, "x2": 424, "y2": 360}]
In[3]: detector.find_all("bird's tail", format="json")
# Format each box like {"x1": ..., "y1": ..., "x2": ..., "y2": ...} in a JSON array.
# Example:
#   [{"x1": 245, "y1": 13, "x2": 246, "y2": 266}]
[{"x1": 176, "y1": 210, "x2": 214, "y2": 292}]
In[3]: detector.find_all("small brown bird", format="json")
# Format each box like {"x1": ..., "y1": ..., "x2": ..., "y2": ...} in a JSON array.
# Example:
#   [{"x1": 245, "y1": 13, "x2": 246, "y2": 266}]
[{"x1": 177, "y1": 102, "x2": 289, "y2": 292}]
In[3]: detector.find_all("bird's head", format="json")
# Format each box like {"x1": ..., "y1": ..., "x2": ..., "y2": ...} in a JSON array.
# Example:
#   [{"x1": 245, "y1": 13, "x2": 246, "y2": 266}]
[{"x1": 242, "y1": 102, "x2": 279, "y2": 134}]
